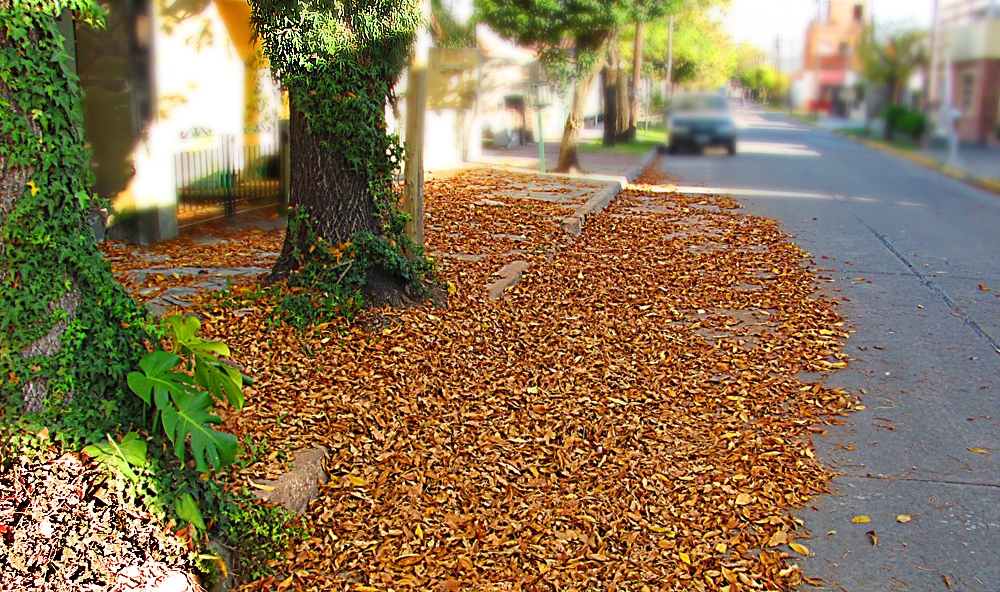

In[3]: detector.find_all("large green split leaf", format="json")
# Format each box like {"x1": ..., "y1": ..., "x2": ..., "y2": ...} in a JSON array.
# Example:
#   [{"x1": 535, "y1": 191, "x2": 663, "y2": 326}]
[{"x1": 159, "y1": 386, "x2": 237, "y2": 472}]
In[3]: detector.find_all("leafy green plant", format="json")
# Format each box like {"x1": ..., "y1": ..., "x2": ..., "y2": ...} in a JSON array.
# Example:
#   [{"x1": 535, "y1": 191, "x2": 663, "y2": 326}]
[
  {"x1": 217, "y1": 496, "x2": 309, "y2": 582},
  {"x1": 82, "y1": 431, "x2": 147, "y2": 482},
  {"x1": 127, "y1": 315, "x2": 243, "y2": 472}
]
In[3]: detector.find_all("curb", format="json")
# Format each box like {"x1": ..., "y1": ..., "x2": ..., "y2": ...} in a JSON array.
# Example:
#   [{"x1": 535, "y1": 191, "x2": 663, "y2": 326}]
[
  {"x1": 834, "y1": 132, "x2": 1000, "y2": 198},
  {"x1": 560, "y1": 147, "x2": 659, "y2": 237}
]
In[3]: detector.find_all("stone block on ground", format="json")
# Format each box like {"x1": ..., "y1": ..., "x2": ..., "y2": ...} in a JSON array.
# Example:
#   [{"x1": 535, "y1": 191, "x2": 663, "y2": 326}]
[
  {"x1": 486, "y1": 260, "x2": 530, "y2": 300},
  {"x1": 251, "y1": 447, "x2": 328, "y2": 515}
]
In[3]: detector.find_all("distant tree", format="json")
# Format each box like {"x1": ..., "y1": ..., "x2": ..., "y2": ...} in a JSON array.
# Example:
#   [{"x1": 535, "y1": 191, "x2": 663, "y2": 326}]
[
  {"x1": 476, "y1": 0, "x2": 681, "y2": 172},
  {"x1": 857, "y1": 24, "x2": 927, "y2": 140},
  {"x1": 627, "y1": 3, "x2": 734, "y2": 96}
]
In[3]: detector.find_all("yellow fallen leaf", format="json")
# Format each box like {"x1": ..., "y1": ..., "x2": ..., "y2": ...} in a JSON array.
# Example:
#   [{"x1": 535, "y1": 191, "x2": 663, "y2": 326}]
[
  {"x1": 826, "y1": 530, "x2": 837, "y2": 536},
  {"x1": 277, "y1": 573, "x2": 294, "y2": 591},
  {"x1": 851, "y1": 515, "x2": 871, "y2": 523},
  {"x1": 967, "y1": 447, "x2": 990, "y2": 455},
  {"x1": 679, "y1": 552, "x2": 691, "y2": 565},
  {"x1": 789, "y1": 542, "x2": 810, "y2": 556},
  {"x1": 348, "y1": 475, "x2": 366, "y2": 486},
  {"x1": 248, "y1": 481, "x2": 275, "y2": 491},
  {"x1": 649, "y1": 525, "x2": 669, "y2": 533},
  {"x1": 766, "y1": 531, "x2": 788, "y2": 547},
  {"x1": 715, "y1": 542, "x2": 727, "y2": 554},
  {"x1": 896, "y1": 515, "x2": 911, "y2": 523},
  {"x1": 735, "y1": 493, "x2": 752, "y2": 505},
  {"x1": 172, "y1": 273, "x2": 181, "y2": 279},
  {"x1": 415, "y1": 524, "x2": 423, "y2": 540}
]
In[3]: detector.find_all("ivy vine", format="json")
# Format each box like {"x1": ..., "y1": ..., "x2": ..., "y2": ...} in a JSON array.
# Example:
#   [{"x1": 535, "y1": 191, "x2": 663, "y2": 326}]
[
  {"x1": 0, "y1": 0, "x2": 149, "y2": 439},
  {"x1": 248, "y1": 0, "x2": 439, "y2": 320}
]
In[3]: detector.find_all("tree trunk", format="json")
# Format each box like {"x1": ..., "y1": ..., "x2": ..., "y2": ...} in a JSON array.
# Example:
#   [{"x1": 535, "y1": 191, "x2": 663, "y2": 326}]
[
  {"x1": 556, "y1": 60, "x2": 604, "y2": 174},
  {"x1": 884, "y1": 80, "x2": 898, "y2": 141},
  {"x1": 602, "y1": 65, "x2": 618, "y2": 147},
  {"x1": 629, "y1": 22, "x2": 644, "y2": 139},
  {"x1": 269, "y1": 101, "x2": 384, "y2": 281},
  {"x1": 614, "y1": 63, "x2": 630, "y2": 142},
  {"x1": 1, "y1": 5, "x2": 145, "y2": 418}
]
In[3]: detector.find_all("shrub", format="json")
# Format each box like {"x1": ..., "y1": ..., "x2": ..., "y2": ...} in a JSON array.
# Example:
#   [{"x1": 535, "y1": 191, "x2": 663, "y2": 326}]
[{"x1": 897, "y1": 111, "x2": 927, "y2": 140}]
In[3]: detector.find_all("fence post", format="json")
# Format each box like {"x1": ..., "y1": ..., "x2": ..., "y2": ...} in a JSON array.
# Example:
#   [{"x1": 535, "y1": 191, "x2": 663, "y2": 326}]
[{"x1": 222, "y1": 134, "x2": 236, "y2": 217}]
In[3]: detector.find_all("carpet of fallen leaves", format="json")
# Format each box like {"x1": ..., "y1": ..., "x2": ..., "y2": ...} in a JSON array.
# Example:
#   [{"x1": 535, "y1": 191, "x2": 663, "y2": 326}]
[
  {"x1": 99, "y1": 212, "x2": 285, "y2": 303},
  {"x1": 106, "y1": 163, "x2": 856, "y2": 590},
  {"x1": 0, "y1": 451, "x2": 198, "y2": 591}
]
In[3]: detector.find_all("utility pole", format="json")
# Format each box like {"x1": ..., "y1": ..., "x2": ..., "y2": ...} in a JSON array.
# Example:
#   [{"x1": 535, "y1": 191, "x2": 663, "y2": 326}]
[
  {"x1": 924, "y1": 0, "x2": 941, "y2": 142},
  {"x1": 403, "y1": 0, "x2": 431, "y2": 250}
]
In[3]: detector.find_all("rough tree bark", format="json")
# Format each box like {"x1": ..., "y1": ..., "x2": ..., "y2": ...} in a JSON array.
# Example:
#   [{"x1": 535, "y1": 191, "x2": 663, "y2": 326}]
[
  {"x1": 602, "y1": 65, "x2": 618, "y2": 147},
  {"x1": 269, "y1": 102, "x2": 382, "y2": 279},
  {"x1": 614, "y1": 58, "x2": 631, "y2": 142},
  {"x1": 555, "y1": 58, "x2": 606, "y2": 174},
  {"x1": 0, "y1": 3, "x2": 145, "y2": 416}
]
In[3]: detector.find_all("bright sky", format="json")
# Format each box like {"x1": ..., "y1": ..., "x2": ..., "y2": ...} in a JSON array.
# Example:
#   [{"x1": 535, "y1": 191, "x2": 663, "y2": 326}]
[{"x1": 722, "y1": 0, "x2": 936, "y2": 71}]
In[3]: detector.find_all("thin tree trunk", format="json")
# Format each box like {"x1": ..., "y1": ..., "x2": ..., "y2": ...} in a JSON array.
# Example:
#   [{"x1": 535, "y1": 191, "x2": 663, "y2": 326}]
[
  {"x1": 602, "y1": 65, "x2": 617, "y2": 147},
  {"x1": 556, "y1": 61, "x2": 604, "y2": 173},
  {"x1": 629, "y1": 21, "x2": 644, "y2": 139},
  {"x1": 270, "y1": 101, "x2": 383, "y2": 282},
  {"x1": 614, "y1": 61, "x2": 630, "y2": 142}
]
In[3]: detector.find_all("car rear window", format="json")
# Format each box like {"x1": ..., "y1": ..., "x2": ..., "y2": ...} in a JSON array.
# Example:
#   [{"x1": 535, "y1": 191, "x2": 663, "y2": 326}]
[{"x1": 673, "y1": 95, "x2": 729, "y2": 112}]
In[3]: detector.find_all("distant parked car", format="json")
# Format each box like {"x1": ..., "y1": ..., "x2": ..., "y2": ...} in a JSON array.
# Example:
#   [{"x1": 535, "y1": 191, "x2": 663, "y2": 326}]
[{"x1": 666, "y1": 92, "x2": 737, "y2": 155}]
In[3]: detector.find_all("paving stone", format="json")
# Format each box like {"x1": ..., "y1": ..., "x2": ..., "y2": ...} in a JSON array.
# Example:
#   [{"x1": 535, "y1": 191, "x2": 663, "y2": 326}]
[{"x1": 166, "y1": 287, "x2": 200, "y2": 298}]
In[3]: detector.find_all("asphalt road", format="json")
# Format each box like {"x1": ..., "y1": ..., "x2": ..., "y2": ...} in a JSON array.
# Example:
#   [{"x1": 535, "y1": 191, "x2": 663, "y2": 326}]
[{"x1": 659, "y1": 103, "x2": 1000, "y2": 591}]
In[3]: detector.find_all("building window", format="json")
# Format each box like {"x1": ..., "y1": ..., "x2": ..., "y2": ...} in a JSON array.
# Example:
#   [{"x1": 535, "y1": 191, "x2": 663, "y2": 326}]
[
  {"x1": 854, "y1": 4, "x2": 864, "y2": 24},
  {"x1": 962, "y1": 72, "x2": 976, "y2": 110}
]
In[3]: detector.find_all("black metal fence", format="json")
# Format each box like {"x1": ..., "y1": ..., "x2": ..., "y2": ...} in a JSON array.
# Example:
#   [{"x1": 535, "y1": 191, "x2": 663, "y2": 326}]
[{"x1": 174, "y1": 134, "x2": 282, "y2": 221}]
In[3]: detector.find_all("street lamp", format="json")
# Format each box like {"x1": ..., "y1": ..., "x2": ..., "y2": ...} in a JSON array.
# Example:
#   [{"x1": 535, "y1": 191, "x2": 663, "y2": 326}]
[{"x1": 525, "y1": 82, "x2": 553, "y2": 173}]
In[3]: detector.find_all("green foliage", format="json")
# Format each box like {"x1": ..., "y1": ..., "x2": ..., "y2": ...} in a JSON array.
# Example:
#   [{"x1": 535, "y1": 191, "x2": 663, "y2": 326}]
[
  {"x1": 886, "y1": 105, "x2": 926, "y2": 140},
  {"x1": 127, "y1": 315, "x2": 242, "y2": 472},
  {"x1": 249, "y1": 0, "x2": 436, "y2": 316},
  {"x1": 269, "y1": 212, "x2": 435, "y2": 329},
  {"x1": 476, "y1": 0, "x2": 681, "y2": 91},
  {"x1": 858, "y1": 24, "x2": 927, "y2": 105},
  {"x1": 431, "y1": 0, "x2": 475, "y2": 48},
  {"x1": 1, "y1": 0, "x2": 149, "y2": 432},
  {"x1": 82, "y1": 430, "x2": 147, "y2": 482},
  {"x1": 629, "y1": 3, "x2": 735, "y2": 90},
  {"x1": 218, "y1": 495, "x2": 310, "y2": 582}
]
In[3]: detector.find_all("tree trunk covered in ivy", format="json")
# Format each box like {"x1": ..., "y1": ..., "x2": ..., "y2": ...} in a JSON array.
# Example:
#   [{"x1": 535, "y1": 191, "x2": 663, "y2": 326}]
[
  {"x1": 0, "y1": 2, "x2": 146, "y2": 427},
  {"x1": 250, "y1": 0, "x2": 432, "y2": 309},
  {"x1": 269, "y1": 102, "x2": 382, "y2": 280}
]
